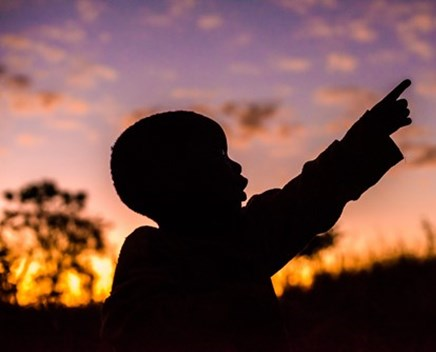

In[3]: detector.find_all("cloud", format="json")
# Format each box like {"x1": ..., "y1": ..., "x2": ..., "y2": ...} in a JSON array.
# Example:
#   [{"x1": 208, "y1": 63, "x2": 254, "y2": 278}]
[
  {"x1": 4, "y1": 73, "x2": 32, "y2": 90},
  {"x1": 67, "y1": 61, "x2": 118, "y2": 89},
  {"x1": 48, "y1": 118, "x2": 83, "y2": 131},
  {"x1": 273, "y1": 57, "x2": 312, "y2": 73},
  {"x1": 16, "y1": 133, "x2": 45, "y2": 147},
  {"x1": 1, "y1": 65, "x2": 100, "y2": 143},
  {"x1": 218, "y1": 102, "x2": 307, "y2": 152},
  {"x1": 0, "y1": 34, "x2": 66, "y2": 63},
  {"x1": 326, "y1": 53, "x2": 358, "y2": 73},
  {"x1": 0, "y1": 0, "x2": 21, "y2": 11},
  {"x1": 118, "y1": 102, "x2": 304, "y2": 153},
  {"x1": 220, "y1": 101, "x2": 291, "y2": 148},
  {"x1": 315, "y1": 86, "x2": 377, "y2": 107},
  {"x1": 76, "y1": 0, "x2": 106, "y2": 23},
  {"x1": 231, "y1": 33, "x2": 253, "y2": 47},
  {"x1": 144, "y1": 67, "x2": 178, "y2": 81},
  {"x1": 229, "y1": 62, "x2": 261, "y2": 76},
  {"x1": 45, "y1": 117, "x2": 99, "y2": 141},
  {"x1": 2, "y1": 54, "x2": 33, "y2": 71},
  {"x1": 222, "y1": 101, "x2": 278, "y2": 132},
  {"x1": 295, "y1": 17, "x2": 377, "y2": 43},
  {"x1": 0, "y1": 147, "x2": 9, "y2": 157},
  {"x1": 274, "y1": 0, "x2": 337, "y2": 14},
  {"x1": 143, "y1": 0, "x2": 196, "y2": 27},
  {"x1": 1, "y1": 69, "x2": 89, "y2": 117},
  {"x1": 416, "y1": 79, "x2": 436, "y2": 98},
  {"x1": 197, "y1": 14, "x2": 223, "y2": 30},
  {"x1": 314, "y1": 86, "x2": 378, "y2": 133},
  {"x1": 120, "y1": 107, "x2": 163, "y2": 129},
  {"x1": 171, "y1": 87, "x2": 215, "y2": 100},
  {"x1": 400, "y1": 142, "x2": 436, "y2": 167},
  {"x1": 273, "y1": 84, "x2": 294, "y2": 98},
  {"x1": 0, "y1": 66, "x2": 64, "y2": 116},
  {"x1": 167, "y1": 0, "x2": 196, "y2": 16},
  {"x1": 367, "y1": 49, "x2": 407, "y2": 65},
  {"x1": 395, "y1": 9, "x2": 435, "y2": 59},
  {"x1": 38, "y1": 22, "x2": 86, "y2": 43},
  {"x1": 348, "y1": 20, "x2": 377, "y2": 42},
  {"x1": 401, "y1": 34, "x2": 433, "y2": 59},
  {"x1": 6, "y1": 90, "x2": 89, "y2": 117}
]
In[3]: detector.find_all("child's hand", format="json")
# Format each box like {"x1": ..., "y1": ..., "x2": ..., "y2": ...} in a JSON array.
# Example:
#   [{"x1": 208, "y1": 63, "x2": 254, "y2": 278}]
[
  {"x1": 368, "y1": 79, "x2": 412, "y2": 135},
  {"x1": 343, "y1": 80, "x2": 412, "y2": 144}
]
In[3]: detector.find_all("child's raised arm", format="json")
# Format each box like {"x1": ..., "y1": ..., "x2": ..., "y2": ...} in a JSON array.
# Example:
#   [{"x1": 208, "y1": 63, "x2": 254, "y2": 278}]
[
  {"x1": 244, "y1": 80, "x2": 412, "y2": 275},
  {"x1": 342, "y1": 79, "x2": 411, "y2": 144}
]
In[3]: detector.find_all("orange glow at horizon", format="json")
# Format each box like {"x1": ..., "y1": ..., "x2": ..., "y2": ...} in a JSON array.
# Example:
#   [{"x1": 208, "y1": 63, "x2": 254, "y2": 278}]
[
  {"x1": 9, "y1": 255, "x2": 114, "y2": 307},
  {"x1": 7, "y1": 226, "x2": 434, "y2": 307}
]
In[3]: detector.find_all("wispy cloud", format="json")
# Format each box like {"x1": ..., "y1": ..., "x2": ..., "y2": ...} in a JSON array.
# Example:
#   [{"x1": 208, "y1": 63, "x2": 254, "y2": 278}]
[
  {"x1": 219, "y1": 101, "x2": 285, "y2": 147},
  {"x1": 231, "y1": 33, "x2": 253, "y2": 47},
  {"x1": 171, "y1": 87, "x2": 216, "y2": 100},
  {"x1": 367, "y1": 49, "x2": 407, "y2": 65},
  {"x1": 347, "y1": 20, "x2": 378, "y2": 43},
  {"x1": 314, "y1": 85, "x2": 378, "y2": 133},
  {"x1": 119, "y1": 107, "x2": 163, "y2": 130},
  {"x1": 38, "y1": 22, "x2": 86, "y2": 43},
  {"x1": 229, "y1": 62, "x2": 261, "y2": 76},
  {"x1": 274, "y1": 0, "x2": 337, "y2": 15},
  {"x1": 396, "y1": 11, "x2": 435, "y2": 59},
  {"x1": 326, "y1": 53, "x2": 358, "y2": 73},
  {"x1": 222, "y1": 101, "x2": 278, "y2": 132},
  {"x1": 314, "y1": 87, "x2": 376, "y2": 107},
  {"x1": 197, "y1": 14, "x2": 223, "y2": 30},
  {"x1": 273, "y1": 57, "x2": 312, "y2": 73},
  {"x1": 1, "y1": 64, "x2": 89, "y2": 117},
  {"x1": 2, "y1": 71, "x2": 32, "y2": 90},
  {"x1": 6, "y1": 90, "x2": 89, "y2": 117},
  {"x1": 0, "y1": 147, "x2": 8, "y2": 157},
  {"x1": 219, "y1": 102, "x2": 307, "y2": 153},
  {"x1": 142, "y1": 0, "x2": 196, "y2": 27},
  {"x1": 16, "y1": 133, "x2": 45, "y2": 147},
  {"x1": 67, "y1": 60, "x2": 118, "y2": 89},
  {"x1": 295, "y1": 17, "x2": 377, "y2": 43},
  {"x1": 401, "y1": 142, "x2": 436, "y2": 167},
  {"x1": 416, "y1": 79, "x2": 436, "y2": 98},
  {"x1": 76, "y1": 0, "x2": 106, "y2": 23},
  {"x1": 0, "y1": 34, "x2": 66, "y2": 63}
]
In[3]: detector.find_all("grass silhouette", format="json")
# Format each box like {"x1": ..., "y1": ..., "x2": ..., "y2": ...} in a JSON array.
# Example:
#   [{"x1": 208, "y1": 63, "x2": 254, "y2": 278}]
[
  {"x1": 281, "y1": 254, "x2": 436, "y2": 351},
  {"x1": 1, "y1": 253, "x2": 435, "y2": 351}
]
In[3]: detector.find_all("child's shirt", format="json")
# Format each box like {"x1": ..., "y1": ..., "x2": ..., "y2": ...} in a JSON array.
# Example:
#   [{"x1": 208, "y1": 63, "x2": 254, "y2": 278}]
[{"x1": 101, "y1": 133, "x2": 403, "y2": 351}]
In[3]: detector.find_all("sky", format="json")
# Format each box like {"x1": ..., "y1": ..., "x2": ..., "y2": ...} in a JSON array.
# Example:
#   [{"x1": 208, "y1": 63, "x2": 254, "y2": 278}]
[{"x1": 1, "y1": 0, "x2": 436, "y2": 263}]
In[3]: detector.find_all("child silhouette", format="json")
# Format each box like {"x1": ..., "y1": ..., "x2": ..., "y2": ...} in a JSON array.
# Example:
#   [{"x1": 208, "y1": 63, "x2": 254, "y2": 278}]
[{"x1": 101, "y1": 80, "x2": 412, "y2": 351}]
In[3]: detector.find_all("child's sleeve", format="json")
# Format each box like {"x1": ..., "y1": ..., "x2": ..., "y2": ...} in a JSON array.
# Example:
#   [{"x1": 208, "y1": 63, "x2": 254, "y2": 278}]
[{"x1": 244, "y1": 126, "x2": 403, "y2": 276}]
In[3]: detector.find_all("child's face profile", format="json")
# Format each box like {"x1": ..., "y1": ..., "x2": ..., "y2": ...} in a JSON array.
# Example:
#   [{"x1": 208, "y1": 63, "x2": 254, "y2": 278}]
[{"x1": 180, "y1": 118, "x2": 248, "y2": 216}]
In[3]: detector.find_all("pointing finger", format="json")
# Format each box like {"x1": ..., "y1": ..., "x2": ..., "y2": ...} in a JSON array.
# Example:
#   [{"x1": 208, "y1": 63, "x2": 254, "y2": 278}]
[{"x1": 381, "y1": 79, "x2": 411, "y2": 102}]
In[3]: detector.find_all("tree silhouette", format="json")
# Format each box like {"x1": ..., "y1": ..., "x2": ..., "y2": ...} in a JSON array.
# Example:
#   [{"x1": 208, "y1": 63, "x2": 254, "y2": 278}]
[
  {"x1": 0, "y1": 180, "x2": 106, "y2": 306},
  {"x1": 0, "y1": 235, "x2": 18, "y2": 304}
]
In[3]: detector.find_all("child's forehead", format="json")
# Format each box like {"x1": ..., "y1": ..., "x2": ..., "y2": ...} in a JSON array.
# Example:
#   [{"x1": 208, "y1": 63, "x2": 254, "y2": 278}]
[{"x1": 179, "y1": 115, "x2": 227, "y2": 149}]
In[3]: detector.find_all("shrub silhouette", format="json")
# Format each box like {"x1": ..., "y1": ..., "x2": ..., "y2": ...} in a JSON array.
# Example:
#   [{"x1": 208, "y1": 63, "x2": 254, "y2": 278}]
[{"x1": 0, "y1": 180, "x2": 106, "y2": 306}]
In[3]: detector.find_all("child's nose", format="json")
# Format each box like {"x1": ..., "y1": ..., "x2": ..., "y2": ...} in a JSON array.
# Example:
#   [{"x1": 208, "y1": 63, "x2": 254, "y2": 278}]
[{"x1": 229, "y1": 158, "x2": 242, "y2": 174}]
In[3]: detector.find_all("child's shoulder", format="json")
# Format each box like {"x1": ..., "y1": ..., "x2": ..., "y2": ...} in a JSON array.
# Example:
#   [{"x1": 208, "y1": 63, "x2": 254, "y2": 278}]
[
  {"x1": 119, "y1": 226, "x2": 159, "y2": 259},
  {"x1": 125, "y1": 225, "x2": 159, "y2": 243}
]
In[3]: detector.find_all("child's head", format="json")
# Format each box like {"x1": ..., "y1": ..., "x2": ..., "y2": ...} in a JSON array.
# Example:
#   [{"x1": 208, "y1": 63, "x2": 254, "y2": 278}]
[{"x1": 111, "y1": 111, "x2": 248, "y2": 226}]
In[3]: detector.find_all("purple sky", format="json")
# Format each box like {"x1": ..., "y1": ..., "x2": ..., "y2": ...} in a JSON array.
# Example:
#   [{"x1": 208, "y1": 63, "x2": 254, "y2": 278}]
[{"x1": 1, "y1": 0, "x2": 436, "y2": 262}]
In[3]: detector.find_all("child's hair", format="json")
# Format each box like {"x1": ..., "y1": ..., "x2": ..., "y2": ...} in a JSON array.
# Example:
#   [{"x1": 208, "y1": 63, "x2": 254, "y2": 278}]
[{"x1": 110, "y1": 110, "x2": 226, "y2": 222}]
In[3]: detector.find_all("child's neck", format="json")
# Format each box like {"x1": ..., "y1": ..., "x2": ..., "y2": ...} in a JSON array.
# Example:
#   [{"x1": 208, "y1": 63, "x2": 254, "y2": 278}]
[{"x1": 158, "y1": 212, "x2": 241, "y2": 239}]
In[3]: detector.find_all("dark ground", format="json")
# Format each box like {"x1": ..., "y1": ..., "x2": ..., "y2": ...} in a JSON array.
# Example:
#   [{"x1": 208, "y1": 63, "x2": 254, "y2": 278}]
[{"x1": 1, "y1": 256, "x2": 435, "y2": 352}]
